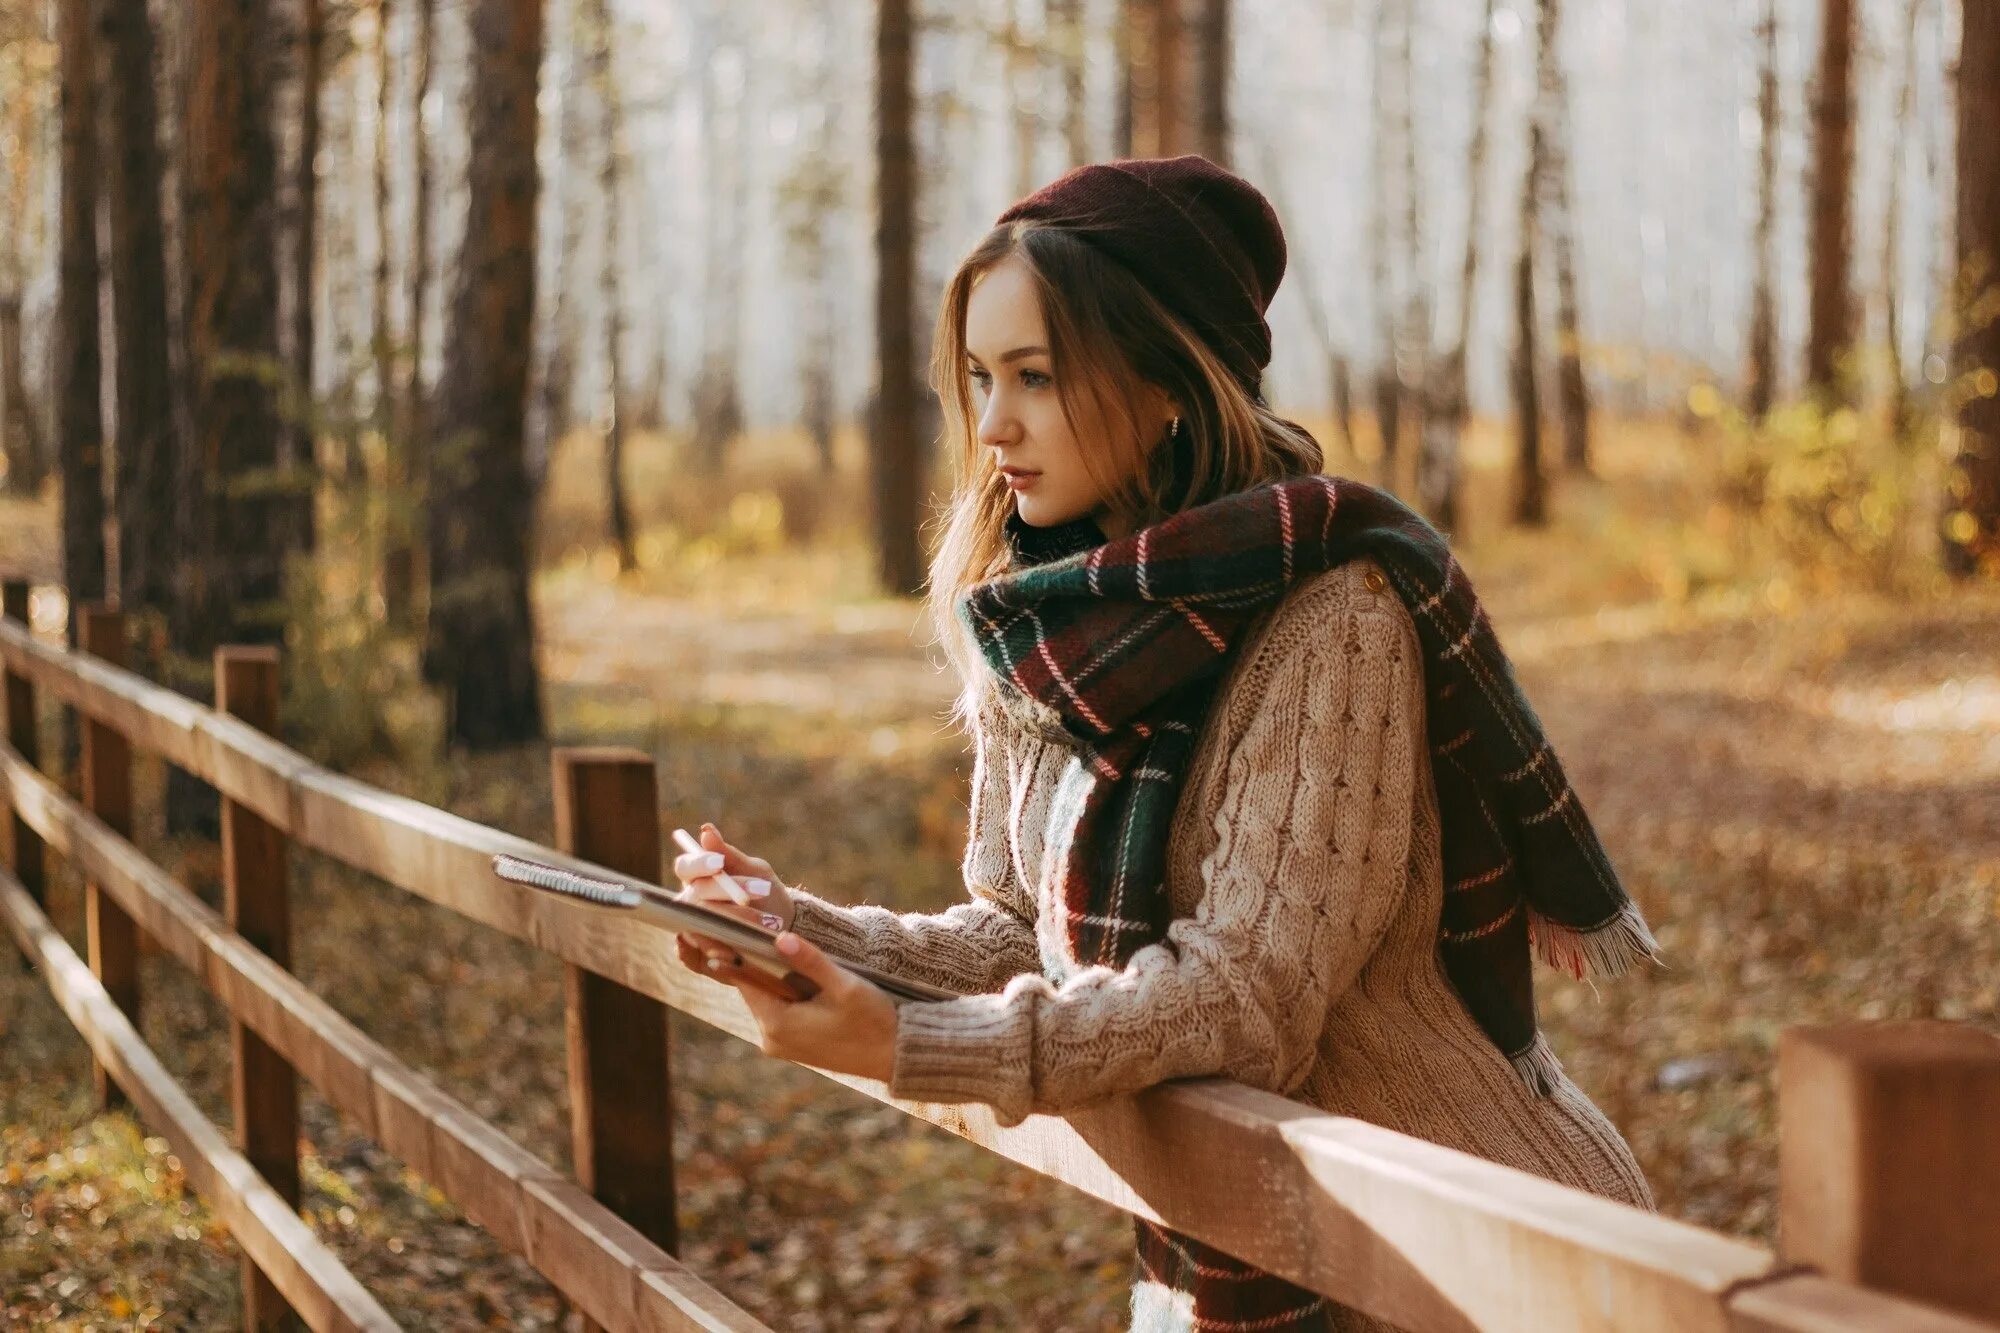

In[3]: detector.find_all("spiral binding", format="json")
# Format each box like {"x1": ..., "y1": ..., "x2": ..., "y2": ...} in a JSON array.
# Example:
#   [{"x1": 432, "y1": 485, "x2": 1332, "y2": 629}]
[{"x1": 492, "y1": 853, "x2": 644, "y2": 908}]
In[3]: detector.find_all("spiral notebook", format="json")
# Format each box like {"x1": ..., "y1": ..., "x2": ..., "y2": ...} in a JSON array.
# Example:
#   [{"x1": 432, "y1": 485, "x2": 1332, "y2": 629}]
[{"x1": 491, "y1": 852, "x2": 960, "y2": 1006}]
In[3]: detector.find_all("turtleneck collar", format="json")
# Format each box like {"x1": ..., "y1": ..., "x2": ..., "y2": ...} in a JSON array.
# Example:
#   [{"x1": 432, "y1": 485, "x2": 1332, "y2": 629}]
[{"x1": 1004, "y1": 507, "x2": 1109, "y2": 569}]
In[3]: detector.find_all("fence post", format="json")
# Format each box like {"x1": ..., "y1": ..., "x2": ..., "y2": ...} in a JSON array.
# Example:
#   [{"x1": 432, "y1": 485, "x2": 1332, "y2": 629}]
[
  {"x1": 1, "y1": 579, "x2": 41, "y2": 905},
  {"x1": 1778, "y1": 1021, "x2": 2000, "y2": 1321},
  {"x1": 79, "y1": 604, "x2": 138, "y2": 1110},
  {"x1": 553, "y1": 747, "x2": 678, "y2": 1290},
  {"x1": 217, "y1": 646, "x2": 301, "y2": 1330}
]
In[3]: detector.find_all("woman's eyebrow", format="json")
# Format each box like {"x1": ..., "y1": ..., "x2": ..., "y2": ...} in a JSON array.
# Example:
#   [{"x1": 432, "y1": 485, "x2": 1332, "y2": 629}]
[{"x1": 967, "y1": 345, "x2": 1049, "y2": 365}]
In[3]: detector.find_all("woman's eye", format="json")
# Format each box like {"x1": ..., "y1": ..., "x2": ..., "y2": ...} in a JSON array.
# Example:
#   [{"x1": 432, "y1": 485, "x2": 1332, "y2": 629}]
[
  {"x1": 968, "y1": 369, "x2": 991, "y2": 392},
  {"x1": 1020, "y1": 369, "x2": 1052, "y2": 389}
]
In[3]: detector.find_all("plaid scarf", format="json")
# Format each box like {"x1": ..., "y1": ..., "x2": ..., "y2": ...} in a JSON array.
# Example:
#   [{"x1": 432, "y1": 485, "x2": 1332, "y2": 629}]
[{"x1": 966, "y1": 475, "x2": 1657, "y2": 1331}]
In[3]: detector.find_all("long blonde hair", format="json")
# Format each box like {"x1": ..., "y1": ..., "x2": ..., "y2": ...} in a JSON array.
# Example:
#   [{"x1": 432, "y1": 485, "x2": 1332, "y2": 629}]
[{"x1": 923, "y1": 220, "x2": 1324, "y2": 734}]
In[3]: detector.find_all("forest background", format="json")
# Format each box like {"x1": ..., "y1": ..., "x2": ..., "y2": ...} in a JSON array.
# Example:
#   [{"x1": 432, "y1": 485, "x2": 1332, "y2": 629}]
[{"x1": 1, "y1": 0, "x2": 1997, "y2": 1326}]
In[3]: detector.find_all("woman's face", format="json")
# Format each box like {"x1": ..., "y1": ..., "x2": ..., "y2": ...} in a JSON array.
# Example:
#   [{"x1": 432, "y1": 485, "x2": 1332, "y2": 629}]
[{"x1": 963, "y1": 253, "x2": 1162, "y2": 536}]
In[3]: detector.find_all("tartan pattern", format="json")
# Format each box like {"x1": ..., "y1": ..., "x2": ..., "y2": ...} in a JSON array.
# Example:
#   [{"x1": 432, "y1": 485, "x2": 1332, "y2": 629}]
[
  {"x1": 966, "y1": 475, "x2": 1659, "y2": 1331},
  {"x1": 1133, "y1": 1218, "x2": 1336, "y2": 1330}
]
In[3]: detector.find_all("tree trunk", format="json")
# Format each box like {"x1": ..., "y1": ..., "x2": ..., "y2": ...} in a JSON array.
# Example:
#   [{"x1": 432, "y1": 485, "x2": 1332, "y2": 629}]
[
  {"x1": 0, "y1": 27, "x2": 46, "y2": 503},
  {"x1": 1947, "y1": 0, "x2": 2000, "y2": 576},
  {"x1": 691, "y1": 4, "x2": 744, "y2": 474},
  {"x1": 1745, "y1": 0, "x2": 1779, "y2": 419},
  {"x1": 804, "y1": 359, "x2": 835, "y2": 470},
  {"x1": 282, "y1": 0, "x2": 322, "y2": 557},
  {"x1": 1420, "y1": 0, "x2": 1497, "y2": 535},
  {"x1": 531, "y1": 0, "x2": 582, "y2": 491},
  {"x1": 424, "y1": 0, "x2": 545, "y2": 746},
  {"x1": 1124, "y1": 0, "x2": 1186, "y2": 158},
  {"x1": 1051, "y1": 0, "x2": 1089, "y2": 167},
  {"x1": 1512, "y1": 78, "x2": 1547, "y2": 528},
  {"x1": 1249, "y1": 149, "x2": 1352, "y2": 463},
  {"x1": 1367, "y1": 0, "x2": 1409, "y2": 489},
  {"x1": 185, "y1": 0, "x2": 285, "y2": 650},
  {"x1": 394, "y1": 0, "x2": 436, "y2": 615},
  {"x1": 1112, "y1": 0, "x2": 1133, "y2": 157},
  {"x1": 0, "y1": 295, "x2": 48, "y2": 495},
  {"x1": 372, "y1": 0, "x2": 417, "y2": 622},
  {"x1": 326, "y1": 56, "x2": 362, "y2": 495},
  {"x1": 1537, "y1": 0, "x2": 1590, "y2": 474},
  {"x1": 792, "y1": 6, "x2": 838, "y2": 472},
  {"x1": 1880, "y1": 0, "x2": 1921, "y2": 435},
  {"x1": 1394, "y1": 0, "x2": 1428, "y2": 491},
  {"x1": 873, "y1": 0, "x2": 923, "y2": 595},
  {"x1": 372, "y1": 0, "x2": 395, "y2": 433},
  {"x1": 1007, "y1": 0, "x2": 1039, "y2": 198},
  {"x1": 96, "y1": 0, "x2": 180, "y2": 616},
  {"x1": 1805, "y1": 0, "x2": 1855, "y2": 403},
  {"x1": 1193, "y1": 0, "x2": 1228, "y2": 166},
  {"x1": 582, "y1": 0, "x2": 634, "y2": 571},
  {"x1": 56, "y1": 0, "x2": 107, "y2": 622}
]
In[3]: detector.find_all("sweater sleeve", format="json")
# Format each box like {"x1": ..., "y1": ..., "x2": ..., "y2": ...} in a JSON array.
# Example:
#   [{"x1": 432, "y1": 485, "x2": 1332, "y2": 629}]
[
  {"x1": 884, "y1": 572, "x2": 1416, "y2": 1127},
  {"x1": 784, "y1": 696, "x2": 1043, "y2": 997}
]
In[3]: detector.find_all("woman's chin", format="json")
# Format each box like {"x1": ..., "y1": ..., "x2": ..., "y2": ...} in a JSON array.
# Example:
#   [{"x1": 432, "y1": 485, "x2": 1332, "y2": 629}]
[{"x1": 1014, "y1": 496, "x2": 1080, "y2": 527}]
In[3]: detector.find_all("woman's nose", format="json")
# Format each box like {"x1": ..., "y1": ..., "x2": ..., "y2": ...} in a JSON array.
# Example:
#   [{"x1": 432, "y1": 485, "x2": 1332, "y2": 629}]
[{"x1": 977, "y1": 390, "x2": 1016, "y2": 450}]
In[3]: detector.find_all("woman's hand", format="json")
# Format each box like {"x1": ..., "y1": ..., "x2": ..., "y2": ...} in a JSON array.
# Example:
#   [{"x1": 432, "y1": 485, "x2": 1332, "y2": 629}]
[
  {"x1": 671, "y1": 822, "x2": 796, "y2": 957},
  {"x1": 669, "y1": 822, "x2": 897, "y2": 1082},
  {"x1": 674, "y1": 929, "x2": 899, "y2": 1083}
]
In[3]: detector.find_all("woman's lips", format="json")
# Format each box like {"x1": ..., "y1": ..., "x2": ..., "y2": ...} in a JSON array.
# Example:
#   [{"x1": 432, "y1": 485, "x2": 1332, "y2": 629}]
[{"x1": 1002, "y1": 469, "x2": 1040, "y2": 491}]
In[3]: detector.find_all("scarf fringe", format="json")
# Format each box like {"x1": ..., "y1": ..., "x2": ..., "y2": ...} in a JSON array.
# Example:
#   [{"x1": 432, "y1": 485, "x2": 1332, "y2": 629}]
[
  {"x1": 1530, "y1": 901, "x2": 1660, "y2": 982},
  {"x1": 1509, "y1": 1032, "x2": 1566, "y2": 1097}
]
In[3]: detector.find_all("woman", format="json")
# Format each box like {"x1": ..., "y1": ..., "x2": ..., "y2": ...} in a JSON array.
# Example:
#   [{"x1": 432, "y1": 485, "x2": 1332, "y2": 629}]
[{"x1": 672, "y1": 156, "x2": 1657, "y2": 1332}]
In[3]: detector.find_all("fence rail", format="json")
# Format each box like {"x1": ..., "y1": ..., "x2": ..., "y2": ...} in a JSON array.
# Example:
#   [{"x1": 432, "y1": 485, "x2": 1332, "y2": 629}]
[
  {"x1": 0, "y1": 868, "x2": 398, "y2": 1332},
  {"x1": 3, "y1": 577, "x2": 1996, "y2": 1332}
]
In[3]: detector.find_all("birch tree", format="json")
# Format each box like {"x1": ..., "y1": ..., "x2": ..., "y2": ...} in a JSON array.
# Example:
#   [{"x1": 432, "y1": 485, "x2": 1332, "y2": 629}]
[{"x1": 1745, "y1": 0, "x2": 1779, "y2": 419}]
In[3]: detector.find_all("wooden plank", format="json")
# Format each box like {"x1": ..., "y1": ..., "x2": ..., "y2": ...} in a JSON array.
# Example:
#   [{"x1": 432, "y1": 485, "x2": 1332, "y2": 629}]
[
  {"x1": 1730, "y1": 1275, "x2": 2000, "y2": 1332},
  {"x1": 632, "y1": 1263, "x2": 774, "y2": 1333},
  {"x1": 79, "y1": 604, "x2": 138, "y2": 1111},
  {"x1": 369, "y1": 1062, "x2": 454, "y2": 1183},
  {"x1": 0, "y1": 742, "x2": 211, "y2": 972},
  {"x1": 0, "y1": 614, "x2": 208, "y2": 770},
  {"x1": 1, "y1": 580, "x2": 41, "y2": 905},
  {"x1": 208, "y1": 934, "x2": 385, "y2": 1139},
  {"x1": 217, "y1": 646, "x2": 302, "y2": 1331},
  {"x1": 522, "y1": 1175, "x2": 646, "y2": 1331},
  {"x1": 427, "y1": 1101, "x2": 565, "y2": 1257},
  {"x1": 0, "y1": 740, "x2": 765, "y2": 1330},
  {"x1": 554, "y1": 748, "x2": 678, "y2": 1267},
  {"x1": 0, "y1": 866, "x2": 399, "y2": 1332},
  {"x1": 1779, "y1": 1023, "x2": 2000, "y2": 1322},
  {"x1": 290, "y1": 766, "x2": 537, "y2": 939},
  {"x1": 198, "y1": 707, "x2": 311, "y2": 834}
]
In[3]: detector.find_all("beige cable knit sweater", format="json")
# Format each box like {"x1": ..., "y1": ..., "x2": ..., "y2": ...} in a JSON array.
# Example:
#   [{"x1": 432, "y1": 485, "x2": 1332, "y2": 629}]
[{"x1": 788, "y1": 558, "x2": 1654, "y2": 1329}]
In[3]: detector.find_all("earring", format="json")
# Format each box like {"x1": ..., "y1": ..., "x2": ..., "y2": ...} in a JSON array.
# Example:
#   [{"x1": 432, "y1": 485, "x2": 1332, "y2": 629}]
[{"x1": 1170, "y1": 415, "x2": 1181, "y2": 439}]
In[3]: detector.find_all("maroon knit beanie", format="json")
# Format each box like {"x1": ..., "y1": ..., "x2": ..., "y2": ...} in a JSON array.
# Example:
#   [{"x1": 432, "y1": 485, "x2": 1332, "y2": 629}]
[{"x1": 994, "y1": 154, "x2": 1287, "y2": 397}]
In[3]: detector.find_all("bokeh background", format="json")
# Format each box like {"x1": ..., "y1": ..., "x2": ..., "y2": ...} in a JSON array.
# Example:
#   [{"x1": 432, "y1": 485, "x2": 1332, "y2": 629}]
[{"x1": 1, "y1": 0, "x2": 1997, "y2": 1327}]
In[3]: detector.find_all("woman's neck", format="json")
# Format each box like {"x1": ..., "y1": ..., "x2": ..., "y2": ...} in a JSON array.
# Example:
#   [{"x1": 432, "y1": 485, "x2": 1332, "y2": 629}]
[{"x1": 1090, "y1": 504, "x2": 1135, "y2": 543}]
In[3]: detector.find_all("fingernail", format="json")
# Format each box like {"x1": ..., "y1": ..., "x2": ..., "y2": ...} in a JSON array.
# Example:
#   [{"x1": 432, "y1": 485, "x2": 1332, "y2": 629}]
[
  {"x1": 696, "y1": 852, "x2": 725, "y2": 873},
  {"x1": 776, "y1": 932, "x2": 801, "y2": 956},
  {"x1": 743, "y1": 877, "x2": 771, "y2": 897}
]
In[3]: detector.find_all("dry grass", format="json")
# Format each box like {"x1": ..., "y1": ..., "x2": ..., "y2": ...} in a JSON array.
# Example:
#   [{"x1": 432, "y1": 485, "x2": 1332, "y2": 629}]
[{"x1": 3, "y1": 420, "x2": 1997, "y2": 1328}]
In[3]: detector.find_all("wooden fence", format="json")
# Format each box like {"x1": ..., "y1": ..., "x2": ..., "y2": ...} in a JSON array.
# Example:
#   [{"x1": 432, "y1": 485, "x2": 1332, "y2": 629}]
[{"x1": 2, "y1": 575, "x2": 1996, "y2": 1332}]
